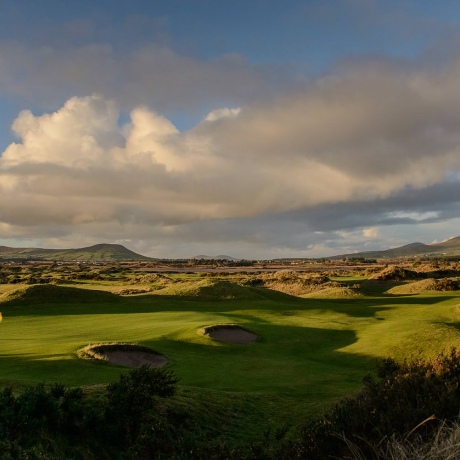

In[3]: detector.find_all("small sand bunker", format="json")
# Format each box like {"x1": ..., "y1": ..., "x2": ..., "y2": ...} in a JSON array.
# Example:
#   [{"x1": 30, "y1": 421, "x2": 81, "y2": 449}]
[
  {"x1": 201, "y1": 324, "x2": 257, "y2": 344},
  {"x1": 78, "y1": 343, "x2": 168, "y2": 368}
]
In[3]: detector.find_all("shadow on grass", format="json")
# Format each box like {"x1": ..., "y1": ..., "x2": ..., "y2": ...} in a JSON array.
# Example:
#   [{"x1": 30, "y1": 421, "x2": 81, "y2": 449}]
[
  {"x1": 0, "y1": 352, "x2": 131, "y2": 387},
  {"x1": 440, "y1": 322, "x2": 460, "y2": 333},
  {"x1": 155, "y1": 323, "x2": 371, "y2": 387},
  {"x1": 141, "y1": 325, "x2": 379, "y2": 405},
  {"x1": 1, "y1": 284, "x2": 455, "y2": 324},
  {"x1": 359, "y1": 280, "x2": 412, "y2": 296},
  {"x1": 289, "y1": 294, "x2": 455, "y2": 319},
  {"x1": 0, "y1": 322, "x2": 371, "y2": 396}
]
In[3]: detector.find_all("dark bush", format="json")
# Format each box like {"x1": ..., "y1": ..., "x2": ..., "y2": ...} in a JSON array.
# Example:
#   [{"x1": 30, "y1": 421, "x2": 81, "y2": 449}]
[
  {"x1": 106, "y1": 365, "x2": 179, "y2": 447},
  {"x1": 296, "y1": 348, "x2": 460, "y2": 459}
]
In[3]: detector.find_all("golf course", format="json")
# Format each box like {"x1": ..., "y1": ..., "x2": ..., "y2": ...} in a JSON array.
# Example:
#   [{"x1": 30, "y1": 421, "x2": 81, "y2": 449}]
[{"x1": 1, "y1": 264, "x2": 460, "y2": 446}]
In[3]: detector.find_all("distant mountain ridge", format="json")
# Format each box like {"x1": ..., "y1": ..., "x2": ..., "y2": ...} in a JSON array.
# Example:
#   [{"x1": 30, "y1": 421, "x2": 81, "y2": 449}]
[
  {"x1": 1, "y1": 236, "x2": 459, "y2": 262},
  {"x1": 192, "y1": 255, "x2": 238, "y2": 260},
  {"x1": 0, "y1": 243, "x2": 152, "y2": 261},
  {"x1": 331, "y1": 236, "x2": 460, "y2": 260}
]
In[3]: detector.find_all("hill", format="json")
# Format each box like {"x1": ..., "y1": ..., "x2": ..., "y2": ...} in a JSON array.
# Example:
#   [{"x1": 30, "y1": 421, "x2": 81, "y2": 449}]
[
  {"x1": 0, "y1": 243, "x2": 152, "y2": 261},
  {"x1": 191, "y1": 254, "x2": 238, "y2": 260},
  {"x1": 330, "y1": 236, "x2": 460, "y2": 260}
]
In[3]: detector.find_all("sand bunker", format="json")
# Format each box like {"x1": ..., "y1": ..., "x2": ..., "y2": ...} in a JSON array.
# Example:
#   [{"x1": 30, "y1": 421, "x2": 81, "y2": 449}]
[
  {"x1": 201, "y1": 325, "x2": 257, "y2": 344},
  {"x1": 102, "y1": 349, "x2": 168, "y2": 368},
  {"x1": 78, "y1": 343, "x2": 168, "y2": 368}
]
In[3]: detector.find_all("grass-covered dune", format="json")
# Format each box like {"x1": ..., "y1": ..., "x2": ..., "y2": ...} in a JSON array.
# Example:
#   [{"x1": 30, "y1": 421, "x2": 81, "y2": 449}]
[{"x1": 1, "y1": 276, "x2": 460, "y2": 439}]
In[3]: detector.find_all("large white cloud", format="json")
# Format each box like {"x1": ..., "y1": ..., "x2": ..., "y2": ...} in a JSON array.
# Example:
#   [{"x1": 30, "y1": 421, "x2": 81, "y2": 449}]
[{"x1": 1, "y1": 59, "x2": 460, "y2": 256}]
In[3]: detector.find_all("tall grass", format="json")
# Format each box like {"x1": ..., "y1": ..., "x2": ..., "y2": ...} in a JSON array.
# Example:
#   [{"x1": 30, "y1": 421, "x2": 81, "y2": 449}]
[{"x1": 345, "y1": 421, "x2": 460, "y2": 460}]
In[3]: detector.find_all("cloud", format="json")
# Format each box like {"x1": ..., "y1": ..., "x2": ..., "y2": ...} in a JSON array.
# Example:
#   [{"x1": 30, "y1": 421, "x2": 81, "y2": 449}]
[
  {"x1": 363, "y1": 227, "x2": 379, "y2": 238},
  {"x1": 0, "y1": 41, "x2": 282, "y2": 115},
  {"x1": 1, "y1": 56, "x2": 460, "y2": 256}
]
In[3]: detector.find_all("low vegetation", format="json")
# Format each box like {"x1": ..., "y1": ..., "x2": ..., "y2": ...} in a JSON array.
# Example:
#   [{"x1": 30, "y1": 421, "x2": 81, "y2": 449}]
[
  {"x1": 297, "y1": 348, "x2": 460, "y2": 459},
  {"x1": 5, "y1": 350, "x2": 460, "y2": 459}
]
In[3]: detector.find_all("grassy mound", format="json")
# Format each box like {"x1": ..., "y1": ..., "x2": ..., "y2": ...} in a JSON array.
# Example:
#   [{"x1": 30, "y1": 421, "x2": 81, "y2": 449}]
[
  {"x1": 245, "y1": 270, "x2": 342, "y2": 296},
  {"x1": 152, "y1": 279, "x2": 266, "y2": 300},
  {"x1": 0, "y1": 284, "x2": 120, "y2": 305},
  {"x1": 134, "y1": 273, "x2": 175, "y2": 285},
  {"x1": 387, "y1": 278, "x2": 460, "y2": 294},
  {"x1": 369, "y1": 265, "x2": 418, "y2": 281},
  {"x1": 301, "y1": 286, "x2": 364, "y2": 299}
]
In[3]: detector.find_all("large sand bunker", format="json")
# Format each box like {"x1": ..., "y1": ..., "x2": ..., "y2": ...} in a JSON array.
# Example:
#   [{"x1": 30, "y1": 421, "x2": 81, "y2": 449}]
[
  {"x1": 201, "y1": 324, "x2": 257, "y2": 344},
  {"x1": 78, "y1": 343, "x2": 168, "y2": 368}
]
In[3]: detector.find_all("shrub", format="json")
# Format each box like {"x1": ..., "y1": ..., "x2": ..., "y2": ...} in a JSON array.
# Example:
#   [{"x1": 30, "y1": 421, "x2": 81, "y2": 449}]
[
  {"x1": 106, "y1": 365, "x2": 179, "y2": 447},
  {"x1": 296, "y1": 348, "x2": 460, "y2": 459}
]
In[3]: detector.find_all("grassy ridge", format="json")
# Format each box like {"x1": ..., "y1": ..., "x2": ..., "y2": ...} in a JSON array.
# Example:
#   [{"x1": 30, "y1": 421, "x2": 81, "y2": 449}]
[{"x1": 1, "y1": 278, "x2": 460, "y2": 436}]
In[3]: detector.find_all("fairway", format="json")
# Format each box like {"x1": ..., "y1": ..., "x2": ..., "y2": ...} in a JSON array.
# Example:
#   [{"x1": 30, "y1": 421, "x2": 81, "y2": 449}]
[{"x1": 1, "y1": 278, "x2": 460, "y2": 428}]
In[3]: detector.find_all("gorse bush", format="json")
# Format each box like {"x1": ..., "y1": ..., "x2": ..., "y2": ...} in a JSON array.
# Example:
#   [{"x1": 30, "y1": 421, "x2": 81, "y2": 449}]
[
  {"x1": 106, "y1": 365, "x2": 179, "y2": 447},
  {"x1": 296, "y1": 348, "x2": 460, "y2": 459},
  {"x1": 0, "y1": 366, "x2": 182, "y2": 459},
  {"x1": 0, "y1": 382, "x2": 102, "y2": 458},
  {"x1": 343, "y1": 421, "x2": 460, "y2": 460}
]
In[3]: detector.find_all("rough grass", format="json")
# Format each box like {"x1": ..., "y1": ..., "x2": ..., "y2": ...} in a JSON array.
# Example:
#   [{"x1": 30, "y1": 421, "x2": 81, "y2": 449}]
[
  {"x1": 387, "y1": 278, "x2": 460, "y2": 295},
  {"x1": 247, "y1": 270, "x2": 343, "y2": 296},
  {"x1": 151, "y1": 278, "x2": 267, "y2": 300},
  {"x1": 368, "y1": 265, "x2": 418, "y2": 281},
  {"x1": 301, "y1": 286, "x2": 364, "y2": 298},
  {"x1": 345, "y1": 422, "x2": 460, "y2": 460},
  {"x1": 1, "y1": 283, "x2": 120, "y2": 305}
]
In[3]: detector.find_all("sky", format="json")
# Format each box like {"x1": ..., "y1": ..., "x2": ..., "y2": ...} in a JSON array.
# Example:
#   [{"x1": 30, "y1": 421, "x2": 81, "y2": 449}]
[{"x1": 1, "y1": 0, "x2": 460, "y2": 259}]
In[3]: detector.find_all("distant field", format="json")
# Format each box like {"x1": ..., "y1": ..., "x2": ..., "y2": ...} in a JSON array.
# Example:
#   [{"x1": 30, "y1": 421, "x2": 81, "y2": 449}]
[{"x1": 1, "y1": 273, "x2": 460, "y2": 436}]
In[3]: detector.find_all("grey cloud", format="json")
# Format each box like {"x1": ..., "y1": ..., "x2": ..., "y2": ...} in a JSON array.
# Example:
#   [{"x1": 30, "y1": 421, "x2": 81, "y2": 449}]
[
  {"x1": 284, "y1": 179, "x2": 460, "y2": 232},
  {"x1": 198, "y1": 61, "x2": 460, "y2": 182},
  {"x1": 0, "y1": 41, "x2": 281, "y2": 114}
]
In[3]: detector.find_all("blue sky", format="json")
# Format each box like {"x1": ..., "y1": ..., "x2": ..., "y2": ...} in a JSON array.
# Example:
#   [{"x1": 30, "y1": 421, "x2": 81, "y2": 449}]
[{"x1": 0, "y1": 1, "x2": 460, "y2": 258}]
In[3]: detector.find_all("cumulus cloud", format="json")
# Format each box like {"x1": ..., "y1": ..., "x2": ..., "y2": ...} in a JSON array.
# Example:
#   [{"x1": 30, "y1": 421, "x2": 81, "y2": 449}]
[
  {"x1": 363, "y1": 227, "x2": 379, "y2": 238},
  {"x1": 204, "y1": 107, "x2": 241, "y2": 122},
  {"x1": 1, "y1": 58, "x2": 460, "y2": 256}
]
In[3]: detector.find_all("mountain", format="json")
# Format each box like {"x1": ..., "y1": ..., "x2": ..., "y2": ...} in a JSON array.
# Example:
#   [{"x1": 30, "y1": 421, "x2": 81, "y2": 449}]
[
  {"x1": 435, "y1": 236, "x2": 460, "y2": 249},
  {"x1": 191, "y1": 255, "x2": 238, "y2": 260},
  {"x1": 0, "y1": 243, "x2": 152, "y2": 261},
  {"x1": 330, "y1": 237, "x2": 460, "y2": 260}
]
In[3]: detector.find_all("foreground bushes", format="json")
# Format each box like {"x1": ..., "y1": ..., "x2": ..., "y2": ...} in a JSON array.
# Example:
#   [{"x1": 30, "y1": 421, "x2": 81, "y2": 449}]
[
  {"x1": 296, "y1": 348, "x2": 460, "y2": 459},
  {"x1": 0, "y1": 382, "x2": 101, "y2": 458},
  {"x1": 0, "y1": 366, "x2": 183, "y2": 459},
  {"x1": 3, "y1": 350, "x2": 460, "y2": 459}
]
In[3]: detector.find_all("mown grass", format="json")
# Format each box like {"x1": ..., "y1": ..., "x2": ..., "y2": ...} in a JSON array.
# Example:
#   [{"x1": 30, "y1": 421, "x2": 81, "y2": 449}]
[{"x1": 1, "y1": 277, "x2": 460, "y2": 439}]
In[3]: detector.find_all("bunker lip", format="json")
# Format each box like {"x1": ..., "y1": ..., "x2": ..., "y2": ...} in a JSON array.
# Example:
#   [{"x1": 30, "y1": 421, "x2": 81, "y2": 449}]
[
  {"x1": 201, "y1": 324, "x2": 258, "y2": 344},
  {"x1": 77, "y1": 343, "x2": 168, "y2": 368}
]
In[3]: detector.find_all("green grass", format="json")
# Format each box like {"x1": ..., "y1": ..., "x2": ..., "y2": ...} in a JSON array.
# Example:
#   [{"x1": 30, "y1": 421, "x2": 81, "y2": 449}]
[{"x1": 1, "y1": 278, "x2": 460, "y2": 438}]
